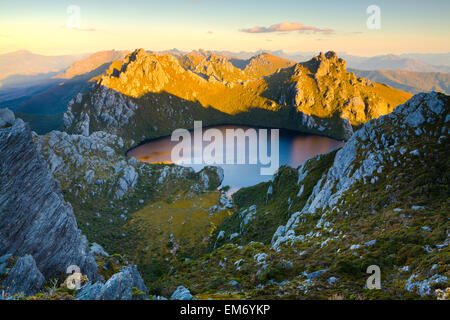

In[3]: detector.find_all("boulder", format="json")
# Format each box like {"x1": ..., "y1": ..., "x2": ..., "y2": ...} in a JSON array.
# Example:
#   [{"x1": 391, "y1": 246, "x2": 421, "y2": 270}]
[
  {"x1": 170, "y1": 286, "x2": 193, "y2": 300},
  {"x1": 2, "y1": 255, "x2": 45, "y2": 296},
  {"x1": 0, "y1": 108, "x2": 15, "y2": 127},
  {"x1": 77, "y1": 265, "x2": 148, "y2": 300}
]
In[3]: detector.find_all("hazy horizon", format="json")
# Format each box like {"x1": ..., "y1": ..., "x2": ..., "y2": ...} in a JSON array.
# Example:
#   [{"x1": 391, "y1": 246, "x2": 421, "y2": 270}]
[
  {"x1": 2, "y1": 48, "x2": 450, "y2": 59},
  {"x1": 1, "y1": 0, "x2": 449, "y2": 56}
]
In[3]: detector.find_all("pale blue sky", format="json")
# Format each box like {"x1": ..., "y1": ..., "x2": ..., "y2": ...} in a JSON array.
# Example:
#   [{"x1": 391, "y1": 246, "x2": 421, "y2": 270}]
[{"x1": 1, "y1": 0, "x2": 449, "y2": 55}]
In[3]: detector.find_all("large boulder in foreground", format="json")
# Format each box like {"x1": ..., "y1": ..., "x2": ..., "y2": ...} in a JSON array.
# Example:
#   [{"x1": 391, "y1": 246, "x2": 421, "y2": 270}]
[
  {"x1": 170, "y1": 286, "x2": 193, "y2": 300},
  {"x1": 77, "y1": 265, "x2": 148, "y2": 300},
  {"x1": 2, "y1": 255, "x2": 45, "y2": 297}
]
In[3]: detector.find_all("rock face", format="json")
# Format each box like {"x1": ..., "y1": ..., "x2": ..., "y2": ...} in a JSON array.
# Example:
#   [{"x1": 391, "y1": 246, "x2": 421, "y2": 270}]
[
  {"x1": 37, "y1": 130, "x2": 218, "y2": 205},
  {"x1": 77, "y1": 265, "x2": 148, "y2": 300},
  {"x1": 182, "y1": 52, "x2": 245, "y2": 83},
  {"x1": 199, "y1": 166, "x2": 224, "y2": 190},
  {"x1": 90, "y1": 243, "x2": 109, "y2": 257},
  {"x1": 0, "y1": 111, "x2": 98, "y2": 285},
  {"x1": 2, "y1": 255, "x2": 45, "y2": 296},
  {"x1": 64, "y1": 86, "x2": 138, "y2": 136},
  {"x1": 301, "y1": 92, "x2": 449, "y2": 214}
]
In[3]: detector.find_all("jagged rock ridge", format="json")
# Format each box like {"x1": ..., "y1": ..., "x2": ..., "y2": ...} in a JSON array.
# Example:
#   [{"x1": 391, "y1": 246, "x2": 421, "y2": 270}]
[{"x1": 64, "y1": 49, "x2": 412, "y2": 143}]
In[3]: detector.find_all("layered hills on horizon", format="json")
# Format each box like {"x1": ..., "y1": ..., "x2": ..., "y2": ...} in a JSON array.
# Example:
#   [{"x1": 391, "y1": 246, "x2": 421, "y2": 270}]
[
  {"x1": 350, "y1": 69, "x2": 450, "y2": 95},
  {"x1": 1, "y1": 49, "x2": 449, "y2": 83},
  {"x1": 0, "y1": 50, "x2": 89, "y2": 81},
  {"x1": 0, "y1": 50, "x2": 131, "y2": 133}
]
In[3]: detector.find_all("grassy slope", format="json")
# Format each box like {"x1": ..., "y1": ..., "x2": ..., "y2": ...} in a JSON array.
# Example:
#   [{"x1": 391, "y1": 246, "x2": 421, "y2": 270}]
[{"x1": 127, "y1": 191, "x2": 231, "y2": 286}]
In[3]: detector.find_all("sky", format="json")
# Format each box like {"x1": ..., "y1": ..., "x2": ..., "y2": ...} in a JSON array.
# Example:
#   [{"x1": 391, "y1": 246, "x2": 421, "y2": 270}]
[{"x1": 0, "y1": 0, "x2": 449, "y2": 56}]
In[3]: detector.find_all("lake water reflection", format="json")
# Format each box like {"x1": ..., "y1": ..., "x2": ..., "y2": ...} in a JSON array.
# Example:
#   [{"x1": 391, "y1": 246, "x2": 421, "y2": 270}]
[{"x1": 127, "y1": 125, "x2": 344, "y2": 191}]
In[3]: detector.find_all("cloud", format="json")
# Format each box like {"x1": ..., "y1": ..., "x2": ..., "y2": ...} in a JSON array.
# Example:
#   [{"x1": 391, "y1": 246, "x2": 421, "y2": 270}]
[
  {"x1": 70, "y1": 27, "x2": 97, "y2": 32},
  {"x1": 61, "y1": 25, "x2": 97, "y2": 32},
  {"x1": 240, "y1": 21, "x2": 333, "y2": 34}
]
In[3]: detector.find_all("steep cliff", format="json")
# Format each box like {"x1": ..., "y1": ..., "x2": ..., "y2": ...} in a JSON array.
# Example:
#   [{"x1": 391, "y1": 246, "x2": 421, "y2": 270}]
[
  {"x1": 0, "y1": 109, "x2": 98, "y2": 294},
  {"x1": 0, "y1": 110, "x2": 156, "y2": 299}
]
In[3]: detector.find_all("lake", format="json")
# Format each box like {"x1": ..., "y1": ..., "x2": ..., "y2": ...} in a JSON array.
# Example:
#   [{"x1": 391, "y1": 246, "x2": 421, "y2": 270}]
[{"x1": 127, "y1": 125, "x2": 344, "y2": 191}]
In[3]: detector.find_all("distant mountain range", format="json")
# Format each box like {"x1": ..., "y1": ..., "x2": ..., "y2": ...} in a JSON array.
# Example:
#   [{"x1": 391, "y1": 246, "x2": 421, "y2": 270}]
[
  {"x1": 343, "y1": 54, "x2": 450, "y2": 73},
  {"x1": 157, "y1": 49, "x2": 450, "y2": 73},
  {"x1": 55, "y1": 50, "x2": 129, "y2": 79},
  {"x1": 220, "y1": 51, "x2": 450, "y2": 73},
  {"x1": 350, "y1": 69, "x2": 450, "y2": 95},
  {"x1": 0, "y1": 50, "x2": 130, "y2": 133},
  {"x1": 12, "y1": 50, "x2": 130, "y2": 114},
  {"x1": 0, "y1": 50, "x2": 89, "y2": 81},
  {"x1": 1, "y1": 49, "x2": 448, "y2": 82}
]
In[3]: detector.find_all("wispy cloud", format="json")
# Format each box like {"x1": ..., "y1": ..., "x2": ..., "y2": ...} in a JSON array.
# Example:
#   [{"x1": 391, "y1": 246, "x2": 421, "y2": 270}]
[
  {"x1": 240, "y1": 21, "x2": 333, "y2": 34},
  {"x1": 61, "y1": 25, "x2": 97, "y2": 32},
  {"x1": 75, "y1": 28, "x2": 96, "y2": 32}
]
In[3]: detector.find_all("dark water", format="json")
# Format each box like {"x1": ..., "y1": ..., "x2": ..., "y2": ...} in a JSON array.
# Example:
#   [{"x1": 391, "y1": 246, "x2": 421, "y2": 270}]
[{"x1": 127, "y1": 125, "x2": 344, "y2": 192}]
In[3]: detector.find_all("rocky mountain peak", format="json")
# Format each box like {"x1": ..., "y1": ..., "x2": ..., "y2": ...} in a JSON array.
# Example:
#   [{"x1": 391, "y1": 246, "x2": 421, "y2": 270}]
[
  {"x1": 65, "y1": 48, "x2": 411, "y2": 142},
  {"x1": 97, "y1": 50, "x2": 185, "y2": 97},
  {"x1": 303, "y1": 51, "x2": 347, "y2": 77},
  {"x1": 128, "y1": 48, "x2": 147, "y2": 61},
  {"x1": 253, "y1": 52, "x2": 276, "y2": 60}
]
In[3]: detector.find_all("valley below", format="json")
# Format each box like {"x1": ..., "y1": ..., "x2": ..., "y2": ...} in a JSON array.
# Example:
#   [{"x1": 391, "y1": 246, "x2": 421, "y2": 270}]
[{"x1": 0, "y1": 49, "x2": 448, "y2": 301}]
